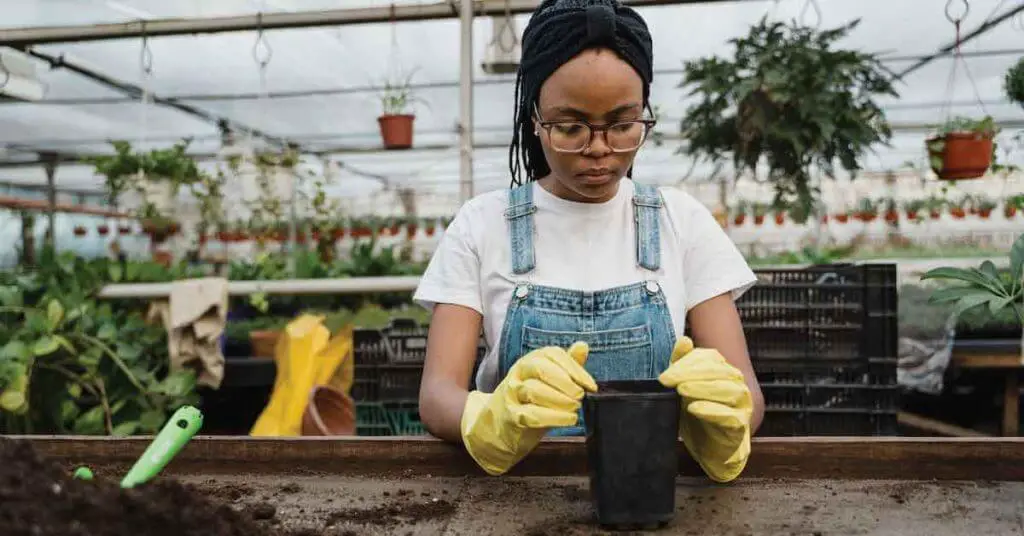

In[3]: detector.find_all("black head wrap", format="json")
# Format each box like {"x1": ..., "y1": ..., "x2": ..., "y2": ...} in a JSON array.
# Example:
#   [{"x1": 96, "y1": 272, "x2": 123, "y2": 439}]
[{"x1": 509, "y1": 0, "x2": 655, "y2": 186}]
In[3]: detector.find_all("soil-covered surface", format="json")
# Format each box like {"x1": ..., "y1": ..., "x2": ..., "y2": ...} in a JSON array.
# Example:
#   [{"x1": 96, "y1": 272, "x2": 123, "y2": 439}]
[{"x1": 4, "y1": 436, "x2": 1024, "y2": 535}]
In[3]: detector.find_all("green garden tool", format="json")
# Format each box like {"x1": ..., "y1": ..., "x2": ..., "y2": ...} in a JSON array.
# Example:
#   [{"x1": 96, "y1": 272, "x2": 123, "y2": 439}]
[{"x1": 119, "y1": 405, "x2": 204, "y2": 488}]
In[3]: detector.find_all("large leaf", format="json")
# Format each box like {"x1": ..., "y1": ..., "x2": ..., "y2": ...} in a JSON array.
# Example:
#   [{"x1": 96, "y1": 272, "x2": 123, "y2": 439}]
[
  {"x1": 31, "y1": 337, "x2": 60, "y2": 357},
  {"x1": 157, "y1": 370, "x2": 197, "y2": 398},
  {"x1": 139, "y1": 409, "x2": 166, "y2": 432},
  {"x1": 1011, "y1": 234, "x2": 1024, "y2": 283},
  {"x1": 952, "y1": 294, "x2": 992, "y2": 317},
  {"x1": 46, "y1": 299, "x2": 63, "y2": 330},
  {"x1": 72, "y1": 405, "x2": 106, "y2": 435},
  {"x1": 0, "y1": 341, "x2": 30, "y2": 362},
  {"x1": 112, "y1": 421, "x2": 139, "y2": 437},
  {"x1": 922, "y1": 267, "x2": 1007, "y2": 297},
  {"x1": 0, "y1": 286, "x2": 21, "y2": 307},
  {"x1": 928, "y1": 286, "x2": 984, "y2": 304},
  {"x1": 988, "y1": 296, "x2": 1014, "y2": 316}
]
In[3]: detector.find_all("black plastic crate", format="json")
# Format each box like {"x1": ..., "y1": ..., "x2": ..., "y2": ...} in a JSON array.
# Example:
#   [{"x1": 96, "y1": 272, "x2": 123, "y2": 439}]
[
  {"x1": 739, "y1": 264, "x2": 898, "y2": 364},
  {"x1": 742, "y1": 264, "x2": 899, "y2": 436},
  {"x1": 377, "y1": 364, "x2": 424, "y2": 403},
  {"x1": 760, "y1": 409, "x2": 898, "y2": 436},
  {"x1": 353, "y1": 318, "x2": 488, "y2": 366}
]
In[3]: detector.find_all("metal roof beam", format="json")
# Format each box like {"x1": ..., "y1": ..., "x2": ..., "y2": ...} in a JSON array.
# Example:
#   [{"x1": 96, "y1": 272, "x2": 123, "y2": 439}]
[{"x1": 0, "y1": 0, "x2": 740, "y2": 47}]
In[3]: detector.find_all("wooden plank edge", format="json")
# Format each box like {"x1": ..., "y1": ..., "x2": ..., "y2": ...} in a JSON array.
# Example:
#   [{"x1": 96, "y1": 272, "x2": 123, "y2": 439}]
[
  {"x1": 897, "y1": 412, "x2": 992, "y2": 437},
  {"x1": 9, "y1": 435, "x2": 1024, "y2": 482}
]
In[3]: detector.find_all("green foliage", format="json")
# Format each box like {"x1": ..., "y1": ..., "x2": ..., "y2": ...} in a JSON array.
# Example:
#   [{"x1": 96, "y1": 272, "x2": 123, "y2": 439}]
[
  {"x1": 1005, "y1": 57, "x2": 1024, "y2": 108},
  {"x1": 86, "y1": 140, "x2": 205, "y2": 206},
  {"x1": 378, "y1": 68, "x2": 424, "y2": 116},
  {"x1": 678, "y1": 17, "x2": 897, "y2": 221},
  {"x1": 922, "y1": 234, "x2": 1024, "y2": 326},
  {"x1": 0, "y1": 250, "x2": 200, "y2": 435}
]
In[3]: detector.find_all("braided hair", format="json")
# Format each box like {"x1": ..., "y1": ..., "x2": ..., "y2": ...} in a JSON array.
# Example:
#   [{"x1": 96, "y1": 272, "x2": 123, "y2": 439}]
[{"x1": 508, "y1": 0, "x2": 655, "y2": 187}]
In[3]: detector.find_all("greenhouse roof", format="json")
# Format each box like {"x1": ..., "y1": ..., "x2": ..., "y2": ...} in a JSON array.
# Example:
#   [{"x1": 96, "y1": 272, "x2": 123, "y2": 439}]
[{"x1": 0, "y1": 0, "x2": 1022, "y2": 203}]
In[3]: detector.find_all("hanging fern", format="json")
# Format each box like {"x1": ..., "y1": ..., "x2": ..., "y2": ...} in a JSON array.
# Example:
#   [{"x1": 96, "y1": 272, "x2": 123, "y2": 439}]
[
  {"x1": 678, "y1": 17, "x2": 898, "y2": 222},
  {"x1": 1005, "y1": 57, "x2": 1024, "y2": 108}
]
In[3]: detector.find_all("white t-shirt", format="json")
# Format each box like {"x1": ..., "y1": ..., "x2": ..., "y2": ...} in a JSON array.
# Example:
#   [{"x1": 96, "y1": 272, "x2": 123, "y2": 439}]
[{"x1": 413, "y1": 178, "x2": 757, "y2": 392}]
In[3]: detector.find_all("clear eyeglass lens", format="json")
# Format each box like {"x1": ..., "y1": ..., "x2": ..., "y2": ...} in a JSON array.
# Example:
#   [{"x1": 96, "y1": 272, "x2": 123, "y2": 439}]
[{"x1": 548, "y1": 121, "x2": 648, "y2": 152}]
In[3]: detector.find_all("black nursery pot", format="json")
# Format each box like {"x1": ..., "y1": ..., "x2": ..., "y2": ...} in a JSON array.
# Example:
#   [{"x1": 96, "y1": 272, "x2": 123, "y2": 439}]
[{"x1": 582, "y1": 379, "x2": 681, "y2": 530}]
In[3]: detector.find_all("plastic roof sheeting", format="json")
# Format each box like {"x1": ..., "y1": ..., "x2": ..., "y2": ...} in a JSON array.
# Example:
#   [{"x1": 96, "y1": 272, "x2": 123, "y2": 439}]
[{"x1": 0, "y1": 0, "x2": 1022, "y2": 201}]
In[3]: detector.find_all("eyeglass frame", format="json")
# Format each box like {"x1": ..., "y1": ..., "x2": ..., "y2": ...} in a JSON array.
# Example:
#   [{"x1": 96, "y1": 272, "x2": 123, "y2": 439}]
[{"x1": 532, "y1": 103, "x2": 658, "y2": 154}]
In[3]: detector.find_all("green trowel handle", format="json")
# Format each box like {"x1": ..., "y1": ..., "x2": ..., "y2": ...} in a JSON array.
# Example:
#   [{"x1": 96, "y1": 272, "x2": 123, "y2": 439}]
[{"x1": 121, "y1": 405, "x2": 203, "y2": 488}]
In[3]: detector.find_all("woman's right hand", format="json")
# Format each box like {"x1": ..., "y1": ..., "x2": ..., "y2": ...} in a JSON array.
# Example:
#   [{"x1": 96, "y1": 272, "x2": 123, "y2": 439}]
[{"x1": 461, "y1": 342, "x2": 596, "y2": 476}]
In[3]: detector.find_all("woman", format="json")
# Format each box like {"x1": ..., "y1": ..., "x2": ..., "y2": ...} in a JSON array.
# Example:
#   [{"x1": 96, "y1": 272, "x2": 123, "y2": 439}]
[{"x1": 413, "y1": 0, "x2": 764, "y2": 483}]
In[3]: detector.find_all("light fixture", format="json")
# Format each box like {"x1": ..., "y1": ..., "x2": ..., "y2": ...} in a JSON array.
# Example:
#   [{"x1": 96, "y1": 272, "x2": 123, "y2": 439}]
[{"x1": 0, "y1": 47, "x2": 45, "y2": 102}]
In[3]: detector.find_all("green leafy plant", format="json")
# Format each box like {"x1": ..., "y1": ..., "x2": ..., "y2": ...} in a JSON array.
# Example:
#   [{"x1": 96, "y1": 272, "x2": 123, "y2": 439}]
[
  {"x1": 0, "y1": 251, "x2": 201, "y2": 435},
  {"x1": 1005, "y1": 56, "x2": 1024, "y2": 108},
  {"x1": 378, "y1": 68, "x2": 426, "y2": 116},
  {"x1": 678, "y1": 17, "x2": 897, "y2": 222},
  {"x1": 923, "y1": 233, "x2": 1023, "y2": 327},
  {"x1": 88, "y1": 140, "x2": 205, "y2": 207}
]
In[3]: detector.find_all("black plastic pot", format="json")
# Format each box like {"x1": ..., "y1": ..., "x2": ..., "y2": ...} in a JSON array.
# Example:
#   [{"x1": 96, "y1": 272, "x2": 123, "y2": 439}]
[{"x1": 582, "y1": 379, "x2": 680, "y2": 530}]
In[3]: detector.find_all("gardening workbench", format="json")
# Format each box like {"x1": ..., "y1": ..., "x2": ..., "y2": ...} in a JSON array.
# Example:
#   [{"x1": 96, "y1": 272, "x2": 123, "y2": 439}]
[
  {"x1": 19, "y1": 435, "x2": 1024, "y2": 535},
  {"x1": 952, "y1": 338, "x2": 1024, "y2": 436}
]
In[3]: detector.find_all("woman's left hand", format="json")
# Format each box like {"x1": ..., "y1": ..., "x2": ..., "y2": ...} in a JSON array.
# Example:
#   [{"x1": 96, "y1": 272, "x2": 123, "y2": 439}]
[{"x1": 658, "y1": 336, "x2": 753, "y2": 483}]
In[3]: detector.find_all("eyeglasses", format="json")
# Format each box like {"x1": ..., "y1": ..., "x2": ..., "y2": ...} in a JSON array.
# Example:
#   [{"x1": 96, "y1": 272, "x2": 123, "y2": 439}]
[{"x1": 533, "y1": 104, "x2": 657, "y2": 153}]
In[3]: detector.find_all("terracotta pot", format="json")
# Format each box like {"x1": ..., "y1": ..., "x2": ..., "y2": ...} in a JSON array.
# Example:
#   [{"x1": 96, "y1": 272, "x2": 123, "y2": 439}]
[
  {"x1": 301, "y1": 385, "x2": 356, "y2": 436},
  {"x1": 406, "y1": 225, "x2": 418, "y2": 238},
  {"x1": 331, "y1": 229, "x2": 345, "y2": 240},
  {"x1": 927, "y1": 132, "x2": 994, "y2": 180},
  {"x1": 754, "y1": 215, "x2": 765, "y2": 225},
  {"x1": 930, "y1": 210, "x2": 942, "y2": 220},
  {"x1": 425, "y1": 226, "x2": 436, "y2": 236},
  {"x1": 733, "y1": 214, "x2": 746, "y2": 226},
  {"x1": 979, "y1": 208, "x2": 992, "y2": 219},
  {"x1": 835, "y1": 213, "x2": 849, "y2": 223},
  {"x1": 884, "y1": 211, "x2": 899, "y2": 224},
  {"x1": 73, "y1": 227, "x2": 87, "y2": 236},
  {"x1": 152, "y1": 250, "x2": 173, "y2": 267},
  {"x1": 773, "y1": 213, "x2": 785, "y2": 225},
  {"x1": 905, "y1": 210, "x2": 919, "y2": 221},
  {"x1": 951, "y1": 207, "x2": 966, "y2": 219},
  {"x1": 249, "y1": 329, "x2": 281, "y2": 359},
  {"x1": 1005, "y1": 205, "x2": 1018, "y2": 219},
  {"x1": 118, "y1": 225, "x2": 132, "y2": 235},
  {"x1": 97, "y1": 225, "x2": 109, "y2": 236},
  {"x1": 856, "y1": 212, "x2": 877, "y2": 222},
  {"x1": 378, "y1": 114, "x2": 415, "y2": 150}
]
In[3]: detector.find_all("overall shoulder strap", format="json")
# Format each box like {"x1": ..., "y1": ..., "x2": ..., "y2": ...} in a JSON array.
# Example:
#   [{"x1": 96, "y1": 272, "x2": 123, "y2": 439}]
[
  {"x1": 632, "y1": 182, "x2": 664, "y2": 271},
  {"x1": 504, "y1": 183, "x2": 537, "y2": 274}
]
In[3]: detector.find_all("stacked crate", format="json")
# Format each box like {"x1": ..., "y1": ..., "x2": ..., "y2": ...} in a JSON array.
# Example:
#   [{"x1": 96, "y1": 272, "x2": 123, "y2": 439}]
[
  {"x1": 351, "y1": 317, "x2": 486, "y2": 436},
  {"x1": 737, "y1": 264, "x2": 899, "y2": 436}
]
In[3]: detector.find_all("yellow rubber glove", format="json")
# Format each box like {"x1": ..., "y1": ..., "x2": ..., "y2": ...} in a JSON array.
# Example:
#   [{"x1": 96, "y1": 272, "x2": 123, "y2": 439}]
[
  {"x1": 461, "y1": 342, "x2": 596, "y2": 476},
  {"x1": 658, "y1": 336, "x2": 753, "y2": 483}
]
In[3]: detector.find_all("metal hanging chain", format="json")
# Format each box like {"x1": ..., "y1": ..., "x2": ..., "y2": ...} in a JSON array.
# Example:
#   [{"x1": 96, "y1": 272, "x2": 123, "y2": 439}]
[
  {"x1": 137, "y1": 22, "x2": 153, "y2": 172},
  {"x1": 800, "y1": 0, "x2": 822, "y2": 29},
  {"x1": 251, "y1": 13, "x2": 273, "y2": 148},
  {"x1": 941, "y1": 0, "x2": 988, "y2": 121},
  {"x1": 495, "y1": 0, "x2": 519, "y2": 54}
]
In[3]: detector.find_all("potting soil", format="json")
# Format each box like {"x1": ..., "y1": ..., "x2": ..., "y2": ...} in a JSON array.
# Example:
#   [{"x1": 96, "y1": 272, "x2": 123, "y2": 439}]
[{"x1": 0, "y1": 437, "x2": 276, "y2": 536}]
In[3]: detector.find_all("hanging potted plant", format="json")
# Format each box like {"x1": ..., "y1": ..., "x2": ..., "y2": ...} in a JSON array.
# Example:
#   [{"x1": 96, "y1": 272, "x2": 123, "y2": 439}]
[
  {"x1": 377, "y1": 70, "x2": 422, "y2": 150},
  {"x1": 678, "y1": 17, "x2": 896, "y2": 225},
  {"x1": 926, "y1": 116, "x2": 998, "y2": 181},
  {"x1": 405, "y1": 216, "x2": 418, "y2": 238},
  {"x1": 925, "y1": 195, "x2": 945, "y2": 219},
  {"x1": 903, "y1": 199, "x2": 925, "y2": 222},
  {"x1": 96, "y1": 223, "x2": 109, "y2": 236},
  {"x1": 1005, "y1": 56, "x2": 1024, "y2": 109},
  {"x1": 750, "y1": 203, "x2": 767, "y2": 226},
  {"x1": 88, "y1": 140, "x2": 203, "y2": 216},
  {"x1": 1005, "y1": 195, "x2": 1023, "y2": 219},
  {"x1": 73, "y1": 225, "x2": 87, "y2": 237},
  {"x1": 949, "y1": 197, "x2": 967, "y2": 219},
  {"x1": 731, "y1": 201, "x2": 748, "y2": 226},
  {"x1": 424, "y1": 217, "x2": 438, "y2": 236},
  {"x1": 881, "y1": 197, "x2": 899, "y2": 224},
  {"x1": 834, "y1": 209, "x2": 850, "y2": 224},
  {"x1": 975, "y1": 196, "x2": 996, "y2": 219},
  {"x1": 854, "y1": 198, "x2": 878, "y2": 222}
]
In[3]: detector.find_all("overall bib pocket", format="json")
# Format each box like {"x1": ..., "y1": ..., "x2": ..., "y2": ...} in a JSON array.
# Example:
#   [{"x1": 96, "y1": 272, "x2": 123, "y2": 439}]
[{"x1": 521, "y1": 324, "x2": 656, "y2": 381}]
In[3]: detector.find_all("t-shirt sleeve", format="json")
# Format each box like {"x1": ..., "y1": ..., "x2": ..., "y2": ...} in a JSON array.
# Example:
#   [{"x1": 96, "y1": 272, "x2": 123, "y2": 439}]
[
  {"x1": 412, "y1": 203, "x2": 484, "y2": 314},
  {"x1": 678, "y1": 195, "x2": 757, "y2": 309}
]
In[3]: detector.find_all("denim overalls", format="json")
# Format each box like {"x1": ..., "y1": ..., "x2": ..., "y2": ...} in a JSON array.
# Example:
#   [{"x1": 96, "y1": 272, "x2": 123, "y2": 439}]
[{"x1": 497, "y1": 181, "x2": 678, "y2": 436}]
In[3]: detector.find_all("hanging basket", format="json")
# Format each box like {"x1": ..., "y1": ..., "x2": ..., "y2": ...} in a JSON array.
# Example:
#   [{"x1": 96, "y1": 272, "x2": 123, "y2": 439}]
[
  {"x1": 378, "y1": 114, "x2": 415, "y2": 150},
  {"x1": 926, "y1": 132, "x2": 993, "y2": 181}
]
